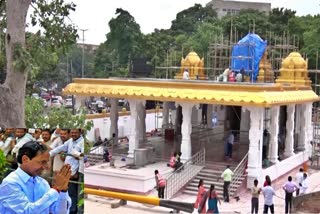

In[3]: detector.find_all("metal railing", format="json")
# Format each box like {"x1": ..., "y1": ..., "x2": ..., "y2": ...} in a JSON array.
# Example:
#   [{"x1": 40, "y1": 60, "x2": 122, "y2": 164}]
[
  {"x1": 164, "y1": 147, "x2": 206, "y2": 199},
  {"x1": 229, "y1": 152, "x2": 248, "y2": 197}
]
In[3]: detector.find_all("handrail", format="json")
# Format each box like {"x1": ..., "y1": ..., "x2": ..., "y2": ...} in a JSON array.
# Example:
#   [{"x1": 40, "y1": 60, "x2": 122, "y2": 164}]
[
  {"x1": 229, "y1": 152, "x2": 248, "y2": 197},
  {"x1": 89, "y1": 137, "x2": 115, "y2": 154},
  {"x1": 164, "y1": 147, "x2": 206, "y2": 199}
]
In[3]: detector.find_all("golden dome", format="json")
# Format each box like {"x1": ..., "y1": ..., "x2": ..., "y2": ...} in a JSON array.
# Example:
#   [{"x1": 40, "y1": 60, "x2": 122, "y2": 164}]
[
  {"x1": 185, "y1": 51, "x2": 201, "y2": 65},
  {"x1": 281, "y1": 52, "x2": 306, "y2": 69}
]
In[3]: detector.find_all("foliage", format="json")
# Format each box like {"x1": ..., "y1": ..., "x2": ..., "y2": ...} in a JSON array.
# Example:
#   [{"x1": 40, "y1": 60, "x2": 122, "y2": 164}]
[
  {"x1": 45, "y1": 107, "x2": 93, "y2": 130},
  {"x1": 25, "y1": 97, "x2": 93, "y2": 130},
  {"x1": 221, "y1": 9, "x2": 270, "y2": 39},
  {"x1": 171, "y1": 4, "x2": 217, "y2": 35},
  {"x1": 25, "y1": 97, "x2": 46, "y2": 128},
  {"x1": 0, "y1": 149, "x2": 7, "y2": 180},
  {"x1": 30, "y1": 0, "x2": 78, "y2": 52},
  {"x1": 106, "y1": 8, "x2": 143, "y2": 66},
  {"x1": 77, "y1": 182, "x2": 84, "y2": 208},
  {"x1": 12, "y1": 43, "x2": 33, "y2": 73},
  {"x1": 269, "y1": 8, "x2": 296, "y2": 35}
]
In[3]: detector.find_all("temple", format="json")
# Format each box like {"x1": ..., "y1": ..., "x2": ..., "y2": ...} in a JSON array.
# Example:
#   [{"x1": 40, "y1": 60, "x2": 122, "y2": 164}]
[{"x1": 64, "y1": 34, "x2": 319, "y2": 198}]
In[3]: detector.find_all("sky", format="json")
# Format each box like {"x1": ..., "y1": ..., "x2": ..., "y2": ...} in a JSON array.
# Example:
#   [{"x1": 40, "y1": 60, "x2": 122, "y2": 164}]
[{"x1": 68, "y1": 0, "x2": 320, "y2": 45}]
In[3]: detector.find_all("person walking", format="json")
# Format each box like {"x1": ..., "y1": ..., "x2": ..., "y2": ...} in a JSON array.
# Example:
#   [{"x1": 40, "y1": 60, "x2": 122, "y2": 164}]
[
  {"x1": 295, "y1": 168, "x2": 304, "y2": 196},
  {"x1": 226, "y1": 131, "x2": 234, "y2": 159},
  {"x1": 194, "y1": 179, "x2": 206, "y2": 213},
  {"x1": 207, "y1": 184, "x2": 221, "y2": 213},
  {"x1": 262, "y1": 179, "x2": 275, "y2": 214},
  {"x1": 251, "y1": 179, "x2": 261, "y2": 214},
  {"x1": 300, "y1": 173, "x2": 308, "y2": 194},
  {"x1": 154, "y1": 170, "x2": 166, "y2": 199},
  {"x1": 221, "y1": 165, "x2": 233, "y2": 202},
  {"x1": 282, "y1": 176, "x2": 299, "y2": 214}
]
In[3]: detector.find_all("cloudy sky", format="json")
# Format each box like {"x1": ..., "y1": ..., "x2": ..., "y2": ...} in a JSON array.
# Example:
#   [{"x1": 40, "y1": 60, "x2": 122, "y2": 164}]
[{"x1": 68, "y1": 0, "x2": 319, "y2": 45}]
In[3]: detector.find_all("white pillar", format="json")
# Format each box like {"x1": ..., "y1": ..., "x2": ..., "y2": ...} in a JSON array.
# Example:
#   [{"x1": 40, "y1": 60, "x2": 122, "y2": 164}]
[
  {"x1": 245, "y1": 107, "x2": 264, "y2": 188},
  {"x1": 127, "y1": 99, "x2": 144, "y2": 158},
  {"x1": 162, "y1": 102, "x2": 169, "y2": 127},
  {"x1": 177, "y1": 102, "x2": 194, "y2": 161},
  {"x1": 137, "y1": 101, "x2": 146, "y2": 144},
  {"x1": 303, "y1": 103, "x2": 313, "y2": 155},
  {"x1": 109, "y1": 98, "x2": 119, "y2": 143},
  {"x1": 284, "y1": 104, "x2": 295, "y2": 157},
  {"x1": 268, "y1": 106, "x2": 279, "y2": 163}
]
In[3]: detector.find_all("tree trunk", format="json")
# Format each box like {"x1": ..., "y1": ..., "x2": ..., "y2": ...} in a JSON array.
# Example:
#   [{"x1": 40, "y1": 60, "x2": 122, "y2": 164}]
[{"x1": 0, "y1": 0, "x2": 31, "y2": 127}]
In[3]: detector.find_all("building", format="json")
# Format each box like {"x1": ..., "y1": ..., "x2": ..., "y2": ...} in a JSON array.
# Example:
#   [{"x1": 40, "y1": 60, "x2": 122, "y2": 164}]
[
  {"x1": 77, "y1": 43, "x2": 99, "y2": 54},
  {"x1": 206, "y1": 0, "x2": 271, "y2": 18}
]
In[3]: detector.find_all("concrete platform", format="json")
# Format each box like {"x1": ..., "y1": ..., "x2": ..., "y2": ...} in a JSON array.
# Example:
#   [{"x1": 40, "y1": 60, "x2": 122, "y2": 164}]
[{"x1": 85, "y1": 156, "x2": 174, "y2": 194}]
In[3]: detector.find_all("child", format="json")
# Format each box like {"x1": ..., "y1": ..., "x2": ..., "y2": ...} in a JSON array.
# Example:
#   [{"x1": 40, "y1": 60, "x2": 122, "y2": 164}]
[{"x1": 251, "y1": 179, "x2": 261, "y2": 214}]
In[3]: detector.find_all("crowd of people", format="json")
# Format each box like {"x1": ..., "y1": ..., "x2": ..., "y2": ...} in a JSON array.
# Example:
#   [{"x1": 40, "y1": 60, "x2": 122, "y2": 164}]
[{"x1": 0, "y1": 128, "x2": 84, "y2": 214}]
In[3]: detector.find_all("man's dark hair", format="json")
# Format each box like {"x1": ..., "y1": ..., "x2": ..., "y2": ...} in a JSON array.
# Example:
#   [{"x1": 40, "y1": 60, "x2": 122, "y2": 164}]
[
  {"x1": 254, "y1": 179, "x2": 258, "y2": 186},
  {"x1": 41, "y1": 128, "x2": 52, "y2": 135},
  {"x1": 17, "y1": 141, "x2": 48, "y2": 164},
  {"x1": 61, "y1": 128, "x2": 70, "y2": 133},
  {"x1": 288, "y1": 176, "x2": 292, "y2": 181},
  {"x1": 154, "y1": 170, "x2": 159, "y2": 175},
  {"x1": 299, "y1": 168, "x2": 303, "y2": 172}
]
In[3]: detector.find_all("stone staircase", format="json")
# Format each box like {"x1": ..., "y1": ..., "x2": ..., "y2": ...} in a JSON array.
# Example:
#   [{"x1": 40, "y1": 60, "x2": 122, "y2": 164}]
[
  {"x1": 86, "y1": 153, "x2": 104, "y2": 165},
  {"x1": 183, "y1": 162, "x2": 246, "y2": 197}
]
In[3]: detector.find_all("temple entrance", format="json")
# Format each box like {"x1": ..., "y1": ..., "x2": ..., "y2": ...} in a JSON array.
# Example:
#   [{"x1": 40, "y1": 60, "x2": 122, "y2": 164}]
[{"x1": 226, "y1": 106, "x2": 241, "y2": 131}]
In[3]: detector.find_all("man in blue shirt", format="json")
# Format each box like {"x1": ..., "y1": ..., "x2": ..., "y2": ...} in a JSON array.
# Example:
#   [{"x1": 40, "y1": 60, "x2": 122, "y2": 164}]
[
  {"x1": 0, "y1": 141, "x2": 72, "y2": 214},
  {"x1": 49, "y1": 128, "x2": 83, "y2": 214}
]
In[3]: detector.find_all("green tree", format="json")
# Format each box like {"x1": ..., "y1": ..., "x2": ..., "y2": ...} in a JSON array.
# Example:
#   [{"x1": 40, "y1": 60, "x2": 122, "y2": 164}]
[
  {"x1": 269, "y1": 8, "x2": 296, "y2": 35},
  {"x1": 221, "y1": 9, "x2": 270, "y2": 39},
  {"x1": 171, "y1": 4, "x2": 217, "y2": 35},
  {"x1": 107, "y1": 8, "x2": 143, "y2": 66},
  {"x1": 0, "y1": 0, "x2": 77, "y2": 127},
  {"x1": 25, "y1": 97, "x2": 46, "y2": 128}
]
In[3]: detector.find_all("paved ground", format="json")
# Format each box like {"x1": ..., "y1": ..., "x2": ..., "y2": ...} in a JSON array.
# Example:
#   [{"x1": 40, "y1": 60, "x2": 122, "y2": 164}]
[{"x1": 84, "y1": 165, "x2": 320, "y2": 214}]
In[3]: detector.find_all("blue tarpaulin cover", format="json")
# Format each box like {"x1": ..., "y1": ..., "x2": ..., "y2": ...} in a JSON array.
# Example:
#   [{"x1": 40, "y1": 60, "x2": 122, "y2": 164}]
[{"x1": 231, "y1": 33, "x2": 267, "y2": 81}]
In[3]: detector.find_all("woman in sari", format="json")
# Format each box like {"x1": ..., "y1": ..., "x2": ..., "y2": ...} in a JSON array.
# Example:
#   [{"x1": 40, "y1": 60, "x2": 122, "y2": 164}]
[
  {"x1": 194, "y1": 179, "x2": 206, "y2": 213},
  {"x1": 207, "y1": 184, "x2": 221, "y2": 213}
]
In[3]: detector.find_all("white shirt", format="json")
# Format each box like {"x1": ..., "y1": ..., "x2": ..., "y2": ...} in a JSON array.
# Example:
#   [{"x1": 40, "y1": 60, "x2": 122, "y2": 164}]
[
  {"x1": 0, "y1": 136, "x2": 14, "y2": 156},
  {"x1": 300, "y1": 178, "x2": 308, "y2": 194},
  {"x1": 262, "y1": 186, "x2": 275, "y2": 206},
  {"x1": 49, "y1": 137, "x2": 83, "y2": 176},
  {"x1": 183, "y1": 71, "x2": 189, "y2": 80},
  {"x1": 12, "y1": 133, "x2": 34, "y2": 156},
  {"x1": 50, "y1": 137, "x2": 65, "y2": 172},
  {"x1": 296, "y1": 172, "x2": 304, "y2": 185},
  {"x1": 228, "y1": 133, "x2": 234, "y2": 145},
  {"x1": 71, "y1": 140, "x2": 84, "y2": 174}
]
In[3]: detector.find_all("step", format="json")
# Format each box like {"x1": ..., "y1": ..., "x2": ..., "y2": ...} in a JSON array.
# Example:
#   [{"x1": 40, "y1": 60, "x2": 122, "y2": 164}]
[
  {"x1": 183, "y1": 189, "x2": 224, "y2": 196},
  {"x1": 190, "y1": 179, "x2": 243, "y2": 187}
]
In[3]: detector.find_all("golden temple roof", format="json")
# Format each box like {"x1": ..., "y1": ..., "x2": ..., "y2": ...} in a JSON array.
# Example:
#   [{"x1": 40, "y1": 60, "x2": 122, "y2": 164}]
[
  {"x1": 63, "y1": 78, "x2": 319, "y2": 107},
  {"x1": 185, "y1": 51, "x2": 201, "y2": 64}
]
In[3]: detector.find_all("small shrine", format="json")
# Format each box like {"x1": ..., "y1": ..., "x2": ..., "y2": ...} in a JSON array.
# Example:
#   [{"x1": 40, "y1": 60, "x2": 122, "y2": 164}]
[
  {"x1": 276, "y1": 52, "x2": 311, "y2": 86},
  {"x1": 175, "y1": 51, "x2": 208, "y2": 80},
  {"x1": 257, "y1": 51, "x2": 273, "y2": 83}
]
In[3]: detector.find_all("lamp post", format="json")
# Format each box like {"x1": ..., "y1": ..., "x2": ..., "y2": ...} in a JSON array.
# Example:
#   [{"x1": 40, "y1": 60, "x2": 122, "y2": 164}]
[{"x1": 79, "y1": 28, "x2": 88, "y2": 78}]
